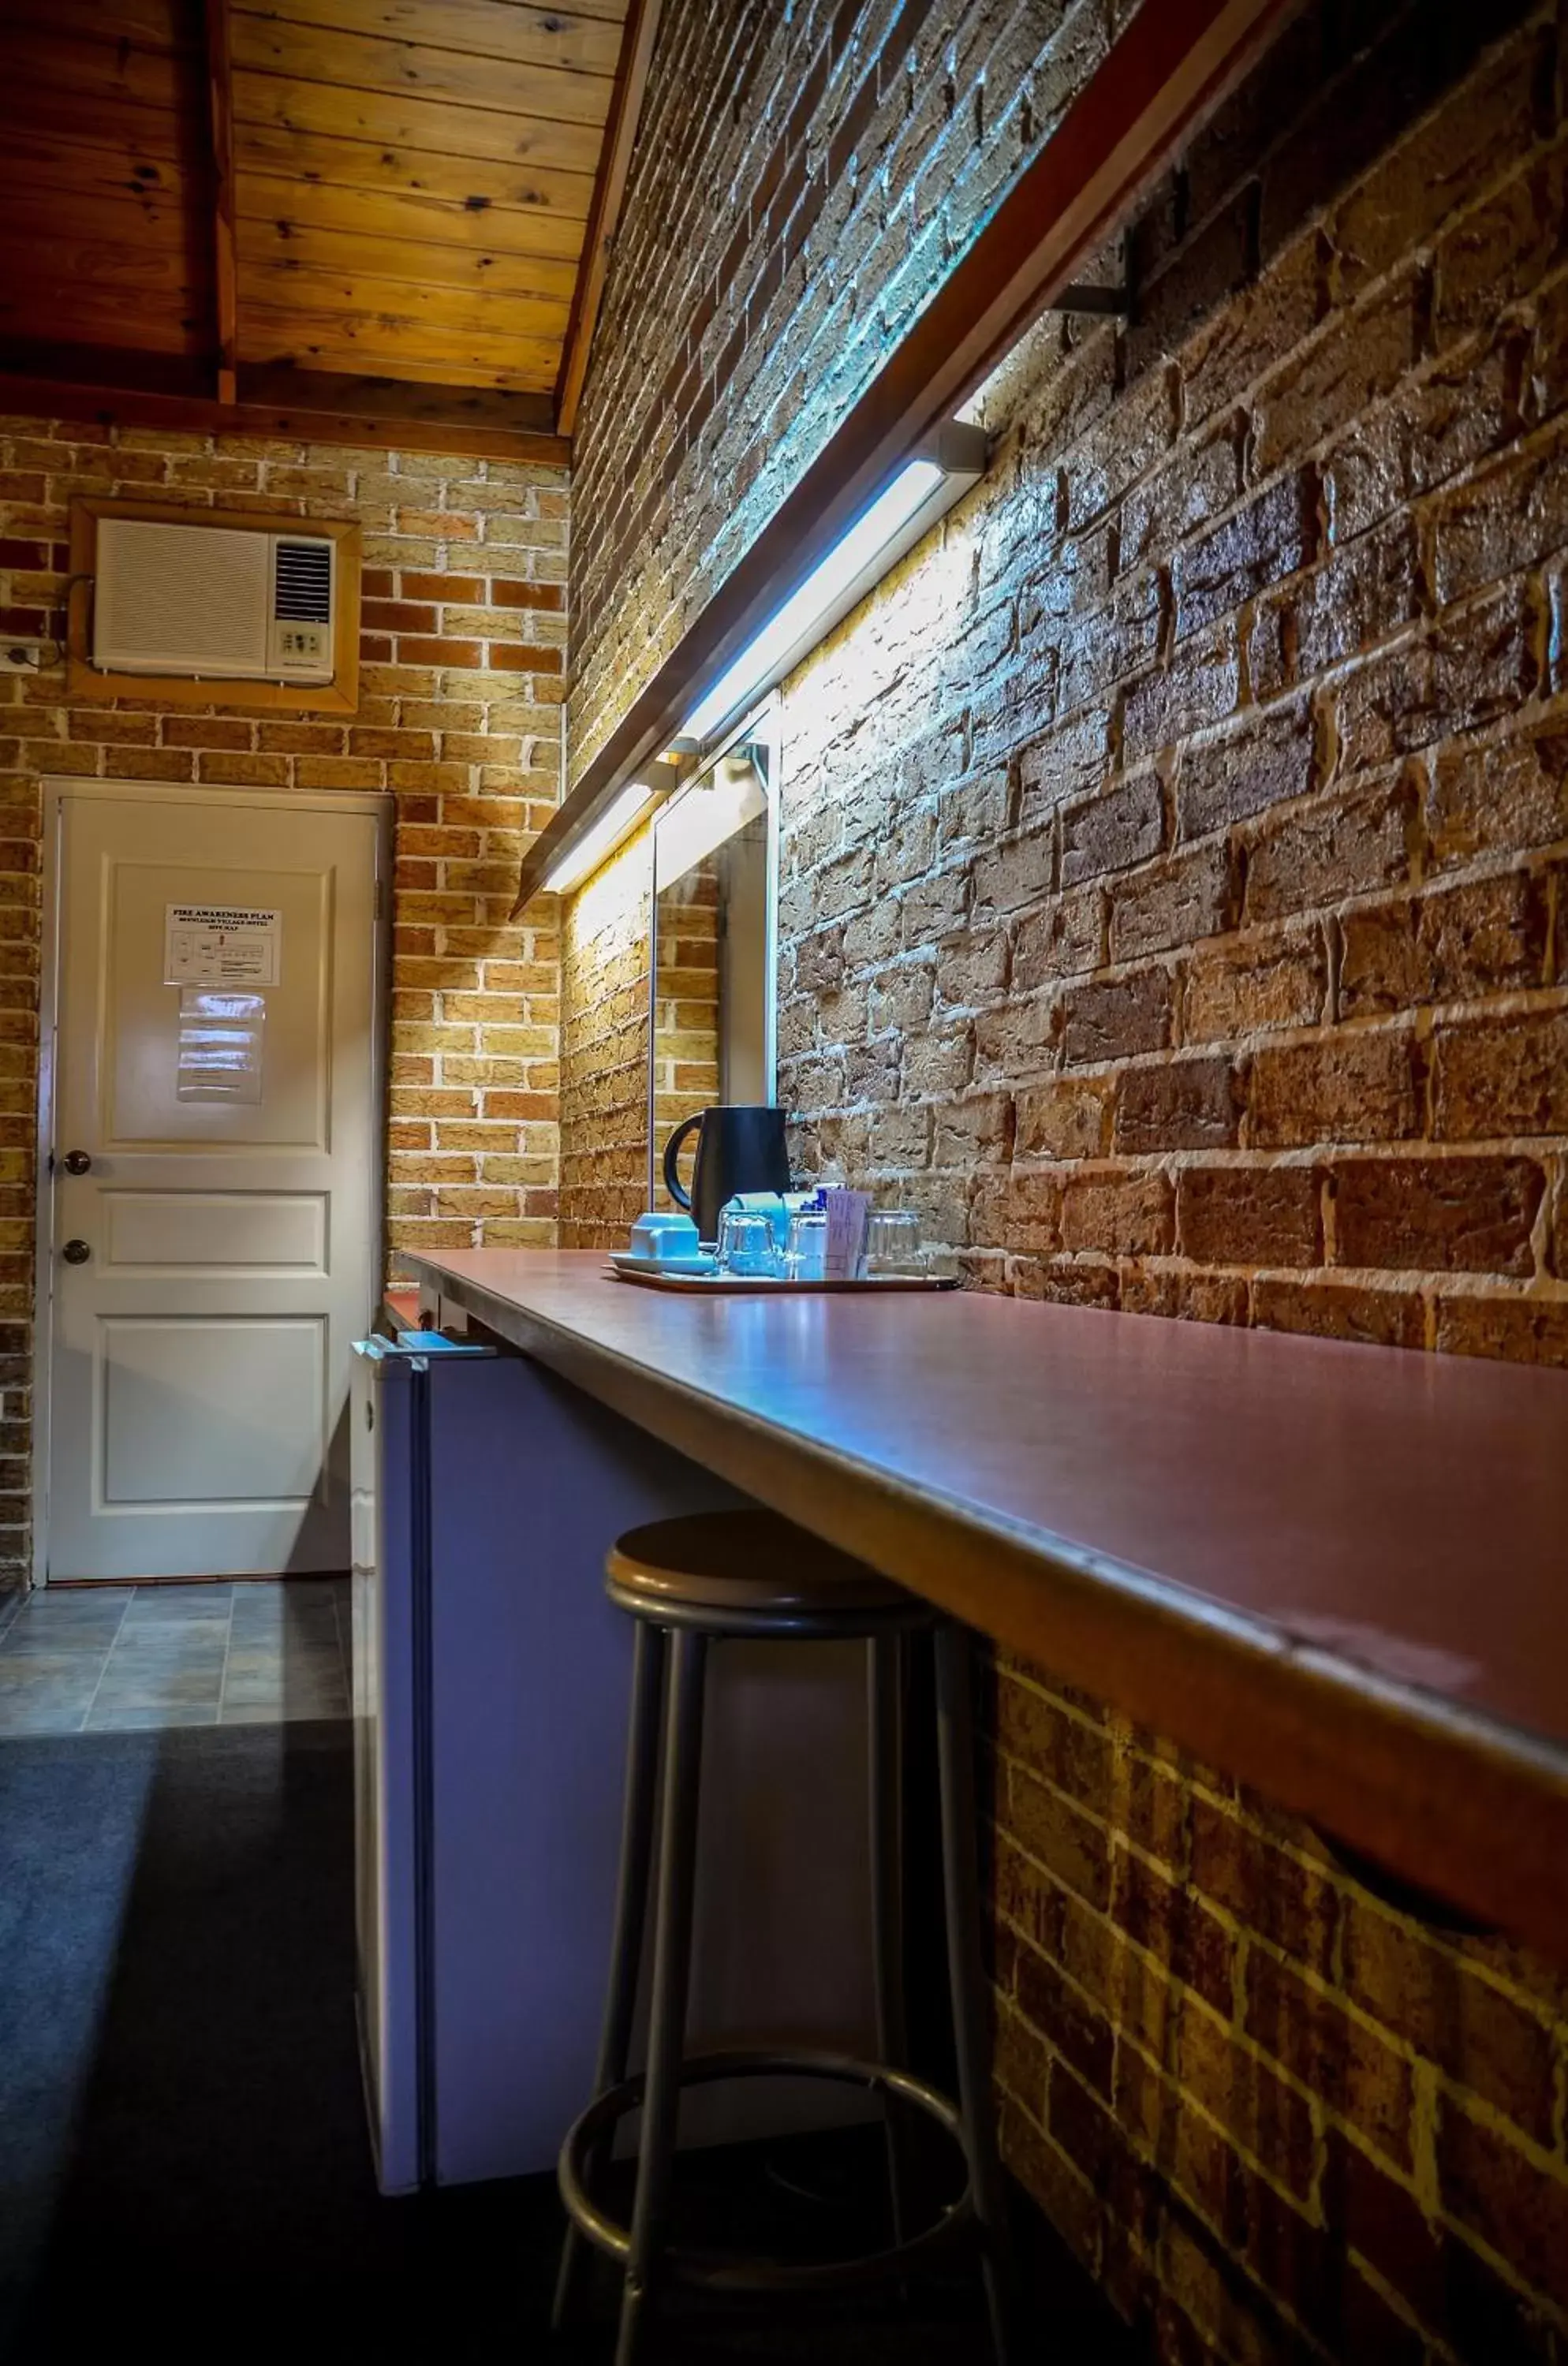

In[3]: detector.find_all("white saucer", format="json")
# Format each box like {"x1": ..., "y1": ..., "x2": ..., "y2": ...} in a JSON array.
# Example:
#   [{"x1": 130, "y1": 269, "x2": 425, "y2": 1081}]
[{"x1": 609, "y1": 1252, "x2": 718, "y2": 1278}]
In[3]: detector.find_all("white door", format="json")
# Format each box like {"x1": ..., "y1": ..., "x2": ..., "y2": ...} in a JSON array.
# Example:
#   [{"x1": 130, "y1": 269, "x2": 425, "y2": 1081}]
[{"x1": 43, "y1": 786, "x2": 384, "y2": 1582}]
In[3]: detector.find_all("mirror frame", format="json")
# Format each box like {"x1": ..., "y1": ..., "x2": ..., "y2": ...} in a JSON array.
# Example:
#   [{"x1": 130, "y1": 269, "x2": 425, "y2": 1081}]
[{"x1": 647, "y1": 698, "x2": 780, "y2": 1211}]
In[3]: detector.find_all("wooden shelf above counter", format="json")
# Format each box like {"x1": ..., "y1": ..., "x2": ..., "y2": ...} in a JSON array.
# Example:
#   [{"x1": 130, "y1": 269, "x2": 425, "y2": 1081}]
[{"x1": 406, "y1": 1247, "x2": 1568, "y2": 1965}]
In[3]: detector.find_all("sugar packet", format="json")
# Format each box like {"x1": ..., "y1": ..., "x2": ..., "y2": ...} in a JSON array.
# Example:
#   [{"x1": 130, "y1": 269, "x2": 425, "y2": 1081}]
[{"x1": 823, "y1": 1187, "x2": 871, "y2": 1280}]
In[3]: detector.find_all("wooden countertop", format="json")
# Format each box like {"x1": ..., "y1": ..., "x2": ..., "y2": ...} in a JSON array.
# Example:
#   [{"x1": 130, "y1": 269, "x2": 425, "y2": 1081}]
[{"x1": 407, "y1": 1248, "x2": 1568, "y2": 1958}]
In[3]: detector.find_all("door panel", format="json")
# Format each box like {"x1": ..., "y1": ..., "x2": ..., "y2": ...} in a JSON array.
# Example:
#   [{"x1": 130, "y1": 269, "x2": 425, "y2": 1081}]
[
  {"x1": 102, "y1": 864, "x2": 333, "y2": 1150},
  {"x1": 99, "y1": 1316, "x2": 327, "y2": 1505},
  {"x1": 100, "y1": 1191, "x2": 329, "y2": 1274},
  {"x1": 47, "y1": 790, "x2": 382, "y2": 1580}
]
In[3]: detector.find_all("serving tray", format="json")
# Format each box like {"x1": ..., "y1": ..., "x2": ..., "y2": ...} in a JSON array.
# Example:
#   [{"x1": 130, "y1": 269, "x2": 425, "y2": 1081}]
[{"x1": 606, "y1": 1266, "x2": 958, "y2": 1295}]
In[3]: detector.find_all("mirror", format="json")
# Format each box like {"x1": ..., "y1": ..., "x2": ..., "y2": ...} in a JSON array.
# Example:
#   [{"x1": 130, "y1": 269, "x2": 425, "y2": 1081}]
[{"x1": 649, "y1": 708, "x2": 778, "y2": 1211}]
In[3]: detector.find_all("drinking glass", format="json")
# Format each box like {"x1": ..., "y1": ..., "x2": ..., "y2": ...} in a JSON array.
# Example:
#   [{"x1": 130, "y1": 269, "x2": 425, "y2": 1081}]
[
  {"x1": 716, "y1": 1207, "x2": 782, "y2": 1277},
  {"x1": 785, "y1": 1209, "x2": 827, "y2": 1281},
  {"x1": 864, "y1": 1209, "x2": 925, "y2": 1278}
]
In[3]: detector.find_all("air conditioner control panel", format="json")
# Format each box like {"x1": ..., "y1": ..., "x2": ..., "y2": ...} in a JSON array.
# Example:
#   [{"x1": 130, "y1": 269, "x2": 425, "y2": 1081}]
[{"x1": 270, "y1": 619, "x2": 330, "y2": 674}]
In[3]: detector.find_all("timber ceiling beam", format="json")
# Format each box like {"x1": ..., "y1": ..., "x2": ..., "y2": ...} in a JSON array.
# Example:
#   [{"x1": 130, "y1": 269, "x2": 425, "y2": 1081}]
[
  {"x1": 203, "y1": 0, "x2": 239, "y2": 404},
  {"x1": 515, "y1": 0, "x2": 1306, "y2": 913},
  {"x1": 0, "y1": 355, "x2": 569, "y2": 467},
  {"x1": 554, "y1": 0, "x2": 663, "y2": 438}
]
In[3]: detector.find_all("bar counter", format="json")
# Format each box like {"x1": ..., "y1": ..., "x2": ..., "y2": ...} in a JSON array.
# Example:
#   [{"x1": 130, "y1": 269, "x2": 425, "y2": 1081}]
[{"x1": 406, "y1": 1248, "x2": 1568, "y2": 1961}]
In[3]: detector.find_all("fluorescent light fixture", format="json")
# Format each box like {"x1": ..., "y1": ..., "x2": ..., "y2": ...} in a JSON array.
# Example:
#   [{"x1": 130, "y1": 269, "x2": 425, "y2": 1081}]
[
  {"x1": 655, "y1": 754, "x2": 769, "y2": 891},
  {"x1": 541, "y1": 779, "x2": 658, "y2": 894},
  {"x1": 681, "y1": 420, "x2": 986, "y2": 745}
]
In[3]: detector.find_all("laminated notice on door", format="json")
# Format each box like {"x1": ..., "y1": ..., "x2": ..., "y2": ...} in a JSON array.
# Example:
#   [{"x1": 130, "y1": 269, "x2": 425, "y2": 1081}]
[
  {"x1": 177, "y1": 988, "x2": 264, "y2": 1103},
  {"x1": 164, "y1": 904, "x2": 281, "y2": 988}
]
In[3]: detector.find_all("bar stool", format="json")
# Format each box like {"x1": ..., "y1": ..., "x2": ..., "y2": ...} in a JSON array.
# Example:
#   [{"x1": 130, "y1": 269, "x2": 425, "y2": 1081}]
[{"x1": 554, "y1": 1506, "x2": 1013, "y2": 2366}]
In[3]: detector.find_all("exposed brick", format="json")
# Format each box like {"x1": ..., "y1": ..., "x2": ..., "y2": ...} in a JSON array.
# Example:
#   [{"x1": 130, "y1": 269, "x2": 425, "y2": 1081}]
[
  {"x1": 995, "y1": 1672, "x2": 1114, "y2": 1808},
  {"x1": 1016, "y1": 1945, "x2": 1117, "y2": 2099},
  {"x1": 1178, "y1": 472, "x2": 1320, "y2": 640},
  {"x1": 1015, "y1": 1077, "x2": 1111, "y2": 1162},
  {"x1": 1176, "y1": 699, "x2": 1316, "y2": 842},
  {"x1": 1247, "y1": 1028, "x2": 1420, "y2": 1148},
  {"x1": 1342, "y1": 1890, "x2": 1559, "y2": 2146},
  {"x1": 1111, "y1": 1850, "x2": 1235, "y2": 2017},
  {"x1": 1122, "y1": 627, "x2": 1241, "y2": 763},
  {"x1": 1241, "y1": 770, "x2": 1416, "y2": 924},
  {"x1": 1331, "y1": 1155, "x2": 1544, "y2": 1274},
  {"x1": 1120, "y1": 1267, "x2": 1251, "y2": 1327},
  {"x1": 1108, "y1": 842, "x2": 1237, "y2": 963},
  {"x1": 1114, "y1": 1055, "x2": 1241, "y2": 1154},
  {"x1": 1253, "y1": 517, "x2": 1421, "y2": 699},
  {"x1": 1244, "y1": 1946, "x2": 1414, "y2": 2168},
  {"x1": 1432, "y1": 1291, "x2": 1568, "y2": 1368},
  {"x1": 1013, "y1": 887, "x2": 1107, "y2": 987},
  {"x1": 1059, "y1": 1168, "x2": 1175, "y2": 1257},
  {"x1": 1252, "y1": 1274, "x2": 1426, "y2": 1349},
  {"x1": 1061, "y1": 771, "x2": 1165, "y2": 886},
  {"x1": 1432, "y1": 424, "x2": 1568, "y2": 610},
  {"x1": 1007, "y1": 1761, "x2": 1112, "y2": 1913},
  {"x1": 489, "y1": 578, "x2": 565, "y2": 611},
  {"x1": 1431, "y1": 1006, "x2": 1568, "y2": 1140},
  {"x1": 1426, "y1": 726, "x2": 1568, "y2": 873},
  {"x1": 1182, "y1": 926, "x2": 1328, "y2": 1042},
  {"x1": 1189, "y1": 1796, "x2": 1339, "y2": 1976},
  {"x1": 1177, "y1": 1164, "x2": 1322, "y2": 1267},
  {"x1": 1340, "y1": 872, "x2": 1551, "y2": 1021},
  {"x1": 1335, "y1": 587, "x2": 1537, "y2": 774},
  {"x1": 1177, "y1": 1996, "x2": 1318, "y2": 2202},
  {"x1": 1251, "y1": 271, "x2": 1418, "y2": 477},
  {"x1": 1438, "y1": 2099, "x2": 1568, "y2": 2316},
  {"x1": 1060, "y1": 968, "x2": 1174, "y2": 1066},
  {"x1": 1434, "y1": 146, "x2": 1568, "y2": 346}
]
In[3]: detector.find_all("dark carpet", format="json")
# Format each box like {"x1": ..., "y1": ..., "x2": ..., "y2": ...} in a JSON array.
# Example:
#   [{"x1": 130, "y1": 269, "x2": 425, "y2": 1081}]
[{"x1": 0, "y1": 1721, "x2": 1129, "y2": 2363}]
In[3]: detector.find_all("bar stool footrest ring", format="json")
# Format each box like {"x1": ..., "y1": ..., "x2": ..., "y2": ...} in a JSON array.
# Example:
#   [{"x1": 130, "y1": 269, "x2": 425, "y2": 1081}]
[{"x1": 558, "y1": 2045, "x2": 979, "y2": 2298}]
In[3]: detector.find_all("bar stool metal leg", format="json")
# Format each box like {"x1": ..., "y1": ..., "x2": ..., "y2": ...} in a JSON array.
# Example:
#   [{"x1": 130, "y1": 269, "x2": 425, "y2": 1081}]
[
  {"x1": 868, "y1": 1633, "x2": 911, "y2": 2253},
  {"x1": 616, "y1": 1626, "x2": 708, "y2": 2366},
  {"x1": 935, "y1": 1623, "x2": 1015, "y2": 2366},
  {"x1": 554, "y1": 1620, "x2": 668, "y2": 2330}
]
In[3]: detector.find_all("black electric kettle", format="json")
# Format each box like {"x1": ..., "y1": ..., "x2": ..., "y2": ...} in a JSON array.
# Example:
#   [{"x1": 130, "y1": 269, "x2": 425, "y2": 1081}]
[{"x1": 663, "y1": 1104, "x2": 791, "y2": 1243}]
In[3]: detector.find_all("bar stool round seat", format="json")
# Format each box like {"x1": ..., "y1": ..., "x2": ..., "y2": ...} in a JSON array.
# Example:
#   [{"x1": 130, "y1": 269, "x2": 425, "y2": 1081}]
[
  {"x1": 554, "y1": 1505, "x2": 1014, "y2": 2366},
  {"x1": 607, "y1": 1506, "x2": 924, "y2": 1629}
]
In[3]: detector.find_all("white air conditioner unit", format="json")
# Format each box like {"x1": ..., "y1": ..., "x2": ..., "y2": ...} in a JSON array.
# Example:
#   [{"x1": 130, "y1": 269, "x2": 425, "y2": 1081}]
[{"x1": 91, "y1": 519, "x2": 336, "y2": 684}]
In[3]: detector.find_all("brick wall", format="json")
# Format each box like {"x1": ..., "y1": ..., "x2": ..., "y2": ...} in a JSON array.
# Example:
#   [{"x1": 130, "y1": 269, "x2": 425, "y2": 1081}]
[
  {"x1": 652, "y1": 857, "x2": 722, "y2": 1197},
  {"x1": 558, "y1": 0, "x2": 1568, "y2": 2355},
  {"x1": 559, "y1": 825, "x2": 653, "y2": 1247},
  {"x1": 558, "y1": 831, "x2": 724, "y2": 1245},
  {"x1": 567, "y1": 0, "x2": 1118, "y2": 785},
  {"x1": 0, "y1": 416, "x2": 567, "y2": 1584}
]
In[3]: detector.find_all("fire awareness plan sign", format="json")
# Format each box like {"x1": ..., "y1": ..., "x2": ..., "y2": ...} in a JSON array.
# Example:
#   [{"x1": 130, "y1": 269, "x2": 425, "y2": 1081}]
[{"x1": 163, "y1": 904, "x2": 282, "y2": 988}]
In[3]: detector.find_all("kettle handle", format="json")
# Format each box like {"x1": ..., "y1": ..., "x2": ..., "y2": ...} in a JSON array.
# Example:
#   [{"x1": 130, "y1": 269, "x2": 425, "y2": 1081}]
[{"x1": 662, "y1": 1112, "x2": 704, "y2": 1211}]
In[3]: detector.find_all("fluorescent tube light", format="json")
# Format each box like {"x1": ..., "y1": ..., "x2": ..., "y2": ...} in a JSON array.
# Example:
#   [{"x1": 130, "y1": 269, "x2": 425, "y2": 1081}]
[
  {"x1": 681, "y1": 422, "x2": 986, "y2": 745},
  {"x1": 541, "y1": 780, "x2": 658, "y2": 894},
  {"x1": 655, "y1": 756, "x2": 769, "y2": 892}
]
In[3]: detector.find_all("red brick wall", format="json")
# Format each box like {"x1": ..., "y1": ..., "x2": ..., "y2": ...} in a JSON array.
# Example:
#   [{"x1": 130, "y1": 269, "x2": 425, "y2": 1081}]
[
  {"x1": 566, "y1": 0, "x2": 1118, "y2": 785},
  {"x1": 0, "y1": 417, "x2": 566, "y2": 1584},
  {"x1": 560, "y1": 0, "x2": 1568, "y2": 2356}
]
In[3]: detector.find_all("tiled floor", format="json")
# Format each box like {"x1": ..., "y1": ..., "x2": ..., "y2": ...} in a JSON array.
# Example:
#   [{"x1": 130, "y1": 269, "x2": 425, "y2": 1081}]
[{"x1": 0, "y1": 1578, "x2": 350, "y2": 1735}]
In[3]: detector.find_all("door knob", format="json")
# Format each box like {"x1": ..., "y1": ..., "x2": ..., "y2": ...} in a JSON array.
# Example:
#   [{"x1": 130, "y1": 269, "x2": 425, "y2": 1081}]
[
  {"x1": 62, "y1": 1239, "x2": 91, "y2": 1265},
  {"x1": 62, "y1": 1149, "x2": 91, "y2": 1175}
]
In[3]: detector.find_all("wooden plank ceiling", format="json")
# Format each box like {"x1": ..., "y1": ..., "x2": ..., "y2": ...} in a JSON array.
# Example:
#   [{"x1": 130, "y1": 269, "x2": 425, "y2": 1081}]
[{"x1": 0, "y1": 0, "x2": 644, "y2": 456}]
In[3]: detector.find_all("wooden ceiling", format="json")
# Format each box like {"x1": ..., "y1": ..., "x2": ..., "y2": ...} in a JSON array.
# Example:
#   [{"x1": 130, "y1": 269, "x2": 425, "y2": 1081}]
[{"x1": 0, "y1": 0, "x2": 658, "y2": 459}]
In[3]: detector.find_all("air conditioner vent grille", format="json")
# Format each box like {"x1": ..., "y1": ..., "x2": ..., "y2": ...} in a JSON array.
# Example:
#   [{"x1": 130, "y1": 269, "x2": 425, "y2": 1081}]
[{"x1": 274, "y1": 539, "x2": 333, "y2": 623}]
